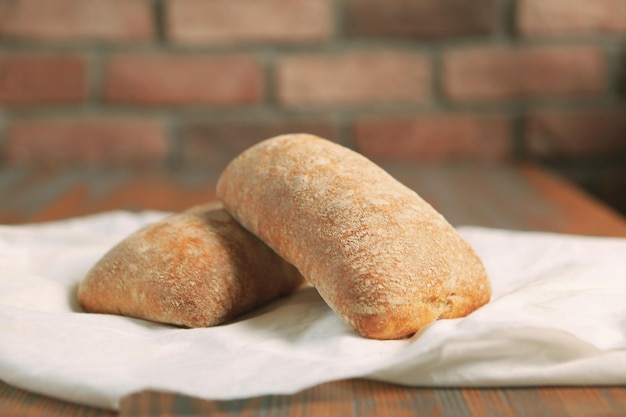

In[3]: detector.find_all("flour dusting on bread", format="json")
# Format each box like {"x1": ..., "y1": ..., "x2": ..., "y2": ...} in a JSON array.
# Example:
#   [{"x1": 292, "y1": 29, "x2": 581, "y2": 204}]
[{"x1": 217, "y1": 134, "x2": 491, "y2": 339}]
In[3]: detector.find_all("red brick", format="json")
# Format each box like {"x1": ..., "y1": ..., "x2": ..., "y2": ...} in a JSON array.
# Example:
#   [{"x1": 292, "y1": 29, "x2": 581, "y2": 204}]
[
  {"x1": 104, "y1": 55, "x2": 263, "y2": 106},
  {"x1": 518, "y1": 0, "x2": 626, "y2": 36},
  {"x1": 0, "y1": 54, "x2": 86, "y2": 105},
  {"x1": 180, "y1": 118, "x2": 338, "y2": 170},
  {"x1": 3, "y1": 118, "x2": 168, "y2": 166},
  {"x1": 0, "y1": 0, "x2": 154, "y2": 42},
  {"x1": 353, "y1": 114, "x2": 511, "y2": 162},
  {"x1": 443, "y1": 47, "x2": 605, "y2": 102},
  {"x1": 525, "y1": 109, "x2": 626, "y2": 159},
  {"x1": 166, "y1": 0, "x2": 333, "y2": 44},
  {"x1": 345, "y1": 0, "x2": 497, "y2": 39},
  {"x1": 276, "y1": 51, "x2": 431, "y2": 106}
]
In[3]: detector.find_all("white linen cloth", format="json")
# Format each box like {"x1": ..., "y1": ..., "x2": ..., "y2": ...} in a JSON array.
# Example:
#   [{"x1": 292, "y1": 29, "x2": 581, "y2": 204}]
[{"x1": 1, "y1": 211, "x2": 625, "y2": 410}]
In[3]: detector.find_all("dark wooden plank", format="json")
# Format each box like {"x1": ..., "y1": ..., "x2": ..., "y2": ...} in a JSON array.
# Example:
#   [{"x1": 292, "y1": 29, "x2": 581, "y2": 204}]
[
  {"x1": 520, "y1": 165, "x2": 626, "y2": 237},
  {"x1": 0, "y1": 381, "x2": 116, "y2": 417},
  {"x1": 120, "y1": 381, "x2": 478, "y2": 417},
  {"x1": 462, "y1": 387, "x2": 626, "y2": 417}
]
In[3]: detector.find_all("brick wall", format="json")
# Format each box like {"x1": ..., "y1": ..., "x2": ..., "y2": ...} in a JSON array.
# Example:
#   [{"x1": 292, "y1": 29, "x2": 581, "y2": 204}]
[{"x1": 1, "y1": 0, "x2": 625, "y2": 214}]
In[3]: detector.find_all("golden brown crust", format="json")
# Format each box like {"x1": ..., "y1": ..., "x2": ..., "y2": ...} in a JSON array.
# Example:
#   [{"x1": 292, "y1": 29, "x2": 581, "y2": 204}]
[
  {"x1": 77, "y1": 202, "x2": 304, "y2": 327},
  {"x1": 216, "y1": 134, "x2": 491, "y2": 339}
]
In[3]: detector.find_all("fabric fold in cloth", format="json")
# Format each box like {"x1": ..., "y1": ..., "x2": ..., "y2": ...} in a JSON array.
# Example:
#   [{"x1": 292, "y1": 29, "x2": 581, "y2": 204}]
[{"x1": 0, "y1": 211, "x2": 625, "y2": 410}]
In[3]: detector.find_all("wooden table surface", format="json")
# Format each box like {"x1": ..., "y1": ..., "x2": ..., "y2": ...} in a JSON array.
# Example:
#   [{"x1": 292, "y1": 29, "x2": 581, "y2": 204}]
[{"x1": 1, "y1": 163, "x2": 625, "y2": 417}]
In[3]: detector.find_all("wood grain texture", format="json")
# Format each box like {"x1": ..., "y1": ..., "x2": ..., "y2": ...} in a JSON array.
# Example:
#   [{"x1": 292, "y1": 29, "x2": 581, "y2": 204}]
[
  {"x1": 1, "y1": 164, "x2": 625, "y2": 416},
  {"x1": 0, "y1": 381, "x2": 116, "y2": 417},
  {"x1": 119, "y1": 382, "x2": 626, "y2": 417}
]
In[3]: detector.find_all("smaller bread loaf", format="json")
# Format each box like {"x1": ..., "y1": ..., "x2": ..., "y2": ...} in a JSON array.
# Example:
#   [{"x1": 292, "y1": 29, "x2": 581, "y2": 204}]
[
  {"x1": 77, "y1": 202, "x2": 304, "y2": 327},
  {"x1": 217, "y1": 134, "x2": 491, "y2": 340}
]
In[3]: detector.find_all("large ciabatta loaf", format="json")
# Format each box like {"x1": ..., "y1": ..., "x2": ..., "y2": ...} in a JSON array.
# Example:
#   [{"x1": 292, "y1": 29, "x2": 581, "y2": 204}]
[
  {"x1": 217, "y1": 134, "x2": 491, "y2": 339},
  {"x1": 77, "y1": 202, "x2": 303, "y2": 327}
]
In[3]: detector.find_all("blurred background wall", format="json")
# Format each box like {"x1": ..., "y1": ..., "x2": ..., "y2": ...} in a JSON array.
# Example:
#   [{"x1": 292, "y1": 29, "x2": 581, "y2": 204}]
[{"x1": 0, "y1": 0, "x2": 625, "y2": 214}]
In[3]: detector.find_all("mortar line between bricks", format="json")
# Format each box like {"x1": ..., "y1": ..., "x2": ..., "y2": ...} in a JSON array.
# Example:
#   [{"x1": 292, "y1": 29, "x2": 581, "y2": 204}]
[
  {"x1": 0, "y1": 34, "x2": 623, "y2": 56},
  {"x1": 262, "y1": 48, "x2": 279, "y2": 110},
  {"x1": 165, "y1": 114, "x2": 183, "y2": 169},
  {"x1": 0, "y1": 38, "x2": 502, "y2": 56},
  {"x1": 337, "y1": 111, "x2": 355, "y2": 149},
  {"x1": 430, "y1": 47, "x2": 446, "y2": 111},
  {"x1": 2, "y1": 97, "x2": 622, "y2": 122},
  {"x1": 86, "y1": 49, "x2": 103, "y2": 111},
  {"x1": 333, "y1": 0, "x2": 346, "y2": 40},
  {"x1": 1, "y1": 38, "x2": 614, "y2": 59},
  {"x1": 498, "y1": 0, "x2": 518, "y2": 39},
  {"x1": 152, "y1": 0, "x2": 167, "y2": 44},
  {"x1": 603, "y1": 40, "x2": 626, "y2": 103}
]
